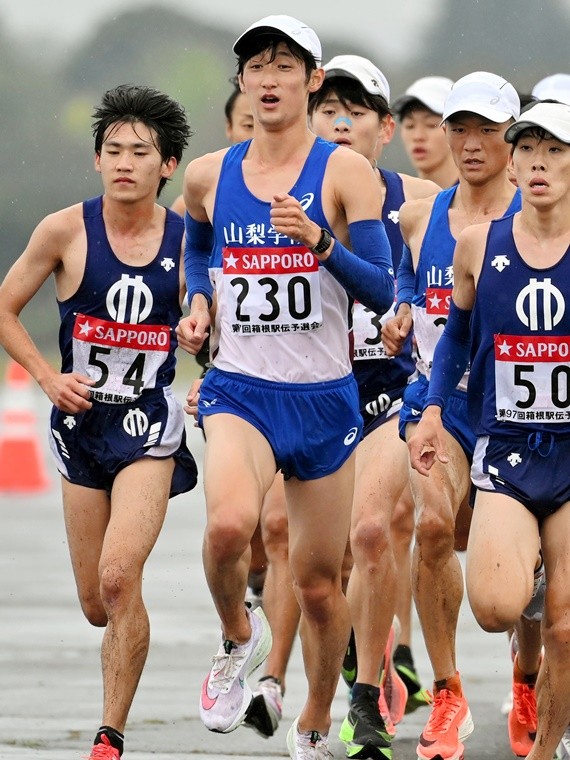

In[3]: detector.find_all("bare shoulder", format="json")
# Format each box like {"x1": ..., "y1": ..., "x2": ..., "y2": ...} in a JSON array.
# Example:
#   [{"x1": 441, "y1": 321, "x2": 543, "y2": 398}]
[
  {"x1": 183, "y1": 148, "x2": 228, "y2": 220},
  {"x1": 454, "y1": 221, "x2": 491, "y2": 278},
  {"x1": 400, "y1": 172, "x2": 441, "y2": 201},
  {"x1": 184, "y1": 148, "x2": 228, "y2": 192},
  {"x1": 399, "y1": 194, "x2": 437, "y2": 238},
  {"x1": 329, "y1": 144, "x2": 375, "y2": 176},
  {"x1": 326, "y1": 146, "x2": 381, "y2": 223},
  {"x1": 456, "y1": 220, "x2": 492, "y2": 248},
  {"x1": 29, "y1": 203, "x2": 84, "y2": 253}
]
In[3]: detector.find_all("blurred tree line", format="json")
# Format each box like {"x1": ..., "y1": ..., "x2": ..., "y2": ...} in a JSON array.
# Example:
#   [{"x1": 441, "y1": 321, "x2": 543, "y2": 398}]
[{"x1": 1, "y1": 1, "x2": 568, "y2": 350}]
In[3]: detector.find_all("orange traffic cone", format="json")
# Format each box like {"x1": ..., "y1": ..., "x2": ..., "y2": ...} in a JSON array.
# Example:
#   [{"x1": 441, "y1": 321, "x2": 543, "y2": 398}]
[{"x1": 0, "y1": 359, "x2": 51, "y2": 493}]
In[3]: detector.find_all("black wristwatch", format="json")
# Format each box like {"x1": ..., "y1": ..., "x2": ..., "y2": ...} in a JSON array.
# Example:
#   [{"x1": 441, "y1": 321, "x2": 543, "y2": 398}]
[{"x1": 310, "y1": 227, "x2": 332, "y2": 255}]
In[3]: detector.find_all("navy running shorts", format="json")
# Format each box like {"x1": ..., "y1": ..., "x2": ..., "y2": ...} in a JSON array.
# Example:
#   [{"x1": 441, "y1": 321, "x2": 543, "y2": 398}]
[
  {"x1": 49, "y1": 386, "x2": 197, "y2": 496},
  {"x1": 472, "y1": 432, "x2": 570, "y2": 519}
]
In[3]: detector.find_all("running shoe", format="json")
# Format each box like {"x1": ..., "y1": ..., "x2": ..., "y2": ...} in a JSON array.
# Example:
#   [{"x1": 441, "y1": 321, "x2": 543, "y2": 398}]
[
  {"x1": 84, "y1": 735, "x2": 120, "y2": 760},
  {"x1": 556, "y1": 726, "x2": 570, "y2": 760},
  {"x1": 378, "y1": 688, "x2": 396, "y2": 738},
  {"x1": 244, "y1": 675, "x2": 283, "y2": 738},
  {"x1": 340, "y1": 688, "x2": 393, "y2": 759},
  {"x1": 522, "y1": 558, "x2": 546, "y2": 622},
  {"x1": 342, "y1": 627, "x2": 358, "y2": 690},
  {"x1": 508, "y1": 660, "x2": 538, "y2": 757},
  {"x1": 245, "y1": 585, "x2": 263, "y2": 611},
  {"x1": 417, "y1": 686, "x2": 474, "y2": 760},
  {"x1": 393, "y1": 644, "x2": 430, "y2": 714},
  {"x1": 288, "y1": 716, "x2": 333, "y2": 759},
  {"x1": 200, "y1": 606, "x2": 272, "y2": 733},
  {"x1": 501, "y1": 630, "x2": 519, "y2": 715},
  {"x1": 381, "y1": 618, "x2": 408, "y2": 726}
]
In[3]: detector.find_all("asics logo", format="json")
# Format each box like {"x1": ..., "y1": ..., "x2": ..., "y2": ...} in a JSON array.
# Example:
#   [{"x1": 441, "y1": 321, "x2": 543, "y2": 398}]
[
  {"x1": 344, "y1": 427, "x2": 359, "y2": 446},
  {"x1": 200, "y1": 677, "x2": 218, "y2": 710}
]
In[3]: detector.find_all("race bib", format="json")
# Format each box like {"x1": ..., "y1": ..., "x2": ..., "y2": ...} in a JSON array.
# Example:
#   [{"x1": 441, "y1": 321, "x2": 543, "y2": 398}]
[
  {"x1": 72, "y1": 313, "x2": 170, "y2": 403},
  {"x1": 352, "y1": 301, "x2": 393, "y2": 361},
  {"x1": 495, "y1": 333, "x2": 570, "y2": 423},
  {"x1": 222, "y1": 246, "x2": 323, "y2": 336}
]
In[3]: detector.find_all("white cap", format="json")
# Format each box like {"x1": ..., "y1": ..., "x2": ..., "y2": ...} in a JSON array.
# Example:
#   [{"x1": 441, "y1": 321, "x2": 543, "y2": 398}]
[
  {"x1": 531, "y1": 73, "x2": 570, "y2": 106},
  {"x1": 233, "y1": 15, "x2": 322, "y2": 65},
  {"x1": 442, "y1": 71, "x2": 520, "y2": 123},
  {"x1": 505, "y1": 101, "x2": 570, "y2": 144},
  {"x1": 392, "y1": 76, "x2": 454, "y2": 116},
  {"x1": 322, "y1": 55, "x2": 390, "y2": 101}
]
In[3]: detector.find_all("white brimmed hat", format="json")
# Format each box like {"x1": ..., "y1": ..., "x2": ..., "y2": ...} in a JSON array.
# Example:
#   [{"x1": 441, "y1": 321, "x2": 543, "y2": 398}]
[
  {"x1": 531, "y1": 73, "x2": 570, "y2": 106},
  {"x1": 392, "y1": 76, "x2": 453, "y2": 116},
  {"x1": 322, "y1": 55, "x2": 390, "y2": 101},
  {"x1": 505, "y1": 101, "x2": 570, "y2": 144},
  {"x1": 233, "y1": 15, "x2": 322, "y2": 65},
  {"x1": 442, "y1": 71, "x2": 520, "y2": 123}
]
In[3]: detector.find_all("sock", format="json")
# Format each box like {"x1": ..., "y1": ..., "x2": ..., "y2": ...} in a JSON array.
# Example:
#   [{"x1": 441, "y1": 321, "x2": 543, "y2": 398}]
[
  {"x1": 514, "y1": 654, "x2": 539, "y2": 685},
  {"x1": 434, "y1": 671, "x2": 462, "y2": 698},
  {"x1": 394, "y1": 643, "x2": 413, "y2": 665},
  {"x1": 351, "y1": 682, "x2": 380, "y2": 703},
  {"x1": 95, "y1": 726, "x2": 124, "y2": 756}
]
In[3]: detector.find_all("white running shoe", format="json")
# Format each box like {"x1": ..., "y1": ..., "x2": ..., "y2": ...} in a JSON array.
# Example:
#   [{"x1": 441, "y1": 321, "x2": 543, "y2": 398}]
[
  {"x1": 522, "y1": 558, "x2": 545, "y2": 621},
  {"x1": 287, "y1": 717, "x2": 333, "y2": 760},
  {"x1": 244, "y1": 675, "x2": 283, "y2": 737},
  {"x1": 556, "y1": 726, "x2": 570, "y2": 760},
  {"x1": 200, "y1": 606, "x2": 272, "y2": 733},
  {"x1": 245, "y1": 585, "x2": 263, "y2": 611}
]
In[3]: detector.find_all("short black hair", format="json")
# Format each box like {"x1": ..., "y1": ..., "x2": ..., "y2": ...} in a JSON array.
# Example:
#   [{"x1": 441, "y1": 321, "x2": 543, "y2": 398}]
[
  {"x1": 92, "y1": 84, "x2": 192, "y2": 196},
  {"x1": 236, "y1": 36, "x2": 317, "y2": 83},
  {"x1": 397, "y1": 99, "x2": 439, "y2": 122},
  {"x1": 308, "y1": 76, "x2": 391, "y2": 118},
  {"x1": 224, "y1": 76, "x2": 243, "y2": 123}
]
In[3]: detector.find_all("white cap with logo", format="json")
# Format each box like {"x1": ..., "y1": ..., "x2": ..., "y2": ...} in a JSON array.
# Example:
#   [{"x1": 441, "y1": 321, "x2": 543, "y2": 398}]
[
  {"x1": 392, "y1": 76, "x2": 454, "y2": 116},
  {"x1": 442, "y1": 71, "x2": 520, "y2": 124},
  {"x1": 322, "y1": 55, "x2": 390, "y2": 101},
  {"x1": 233, "y1": 15, "x2": 322, "y2": 65},
  {"x1": 505, "y1": 101, "x2": 570, "y2": 144},
  {"x1": 531, "y1": 73, "x2": 570, "y2": 106}
]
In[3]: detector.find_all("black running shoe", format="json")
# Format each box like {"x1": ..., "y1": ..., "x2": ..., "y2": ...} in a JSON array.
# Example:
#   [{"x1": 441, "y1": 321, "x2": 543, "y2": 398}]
[
  {"x1": 393, "y1": 645, "x2": 429, "y2": 714},
  {"x1": 342, "y1": 627, "x2": 358, "y2": 690},
  {"x1": 339, "y1": 689, "x2": 393, "y2": 759}
]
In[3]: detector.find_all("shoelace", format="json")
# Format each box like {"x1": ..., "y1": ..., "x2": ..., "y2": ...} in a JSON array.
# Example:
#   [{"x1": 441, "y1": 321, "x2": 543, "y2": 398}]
[
  {"x1": 209, "y1": 647, "x2": 249, "y2": 693},
  {"x1": 424, "y1": 689, "x2": 463, "y2": 733},
  {"x1": 295, "y1": 731, "x2": 333, "y2": 760},
  {"x1": 513, "y1": 682, "x2": 537, "y2": 728},
  {"x1": 83, "y1": 736, "x2": 120, "y2": 760}
]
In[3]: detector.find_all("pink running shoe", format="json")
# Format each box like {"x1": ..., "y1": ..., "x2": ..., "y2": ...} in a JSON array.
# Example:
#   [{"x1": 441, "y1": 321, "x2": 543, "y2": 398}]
[{"x1": 381, "y1": 617, "x2": 408, "y2": 726}]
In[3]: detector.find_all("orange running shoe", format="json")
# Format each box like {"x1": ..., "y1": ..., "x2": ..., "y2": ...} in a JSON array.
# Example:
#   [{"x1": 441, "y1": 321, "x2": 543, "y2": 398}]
[
  {"x1": 381, "y1": 619, "x2": 409, "y2": 726},
  {"x1": 84, "y1": 734, "x2": 120, "y2": 760},
  {"x1": 379, "y1": 688, "x2": 397, "y2": 738},
  {"x1": 508, "y1": 665, "x2": 538, "y2": 757},
  {"x1": 417, "y1": 682, "x2": 474, "y2": 760}
]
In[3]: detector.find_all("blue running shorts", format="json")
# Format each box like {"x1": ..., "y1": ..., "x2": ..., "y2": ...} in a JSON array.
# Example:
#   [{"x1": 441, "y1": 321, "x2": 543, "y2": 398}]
[
  {"x1": 49, "y1": 386, "x2": 197, "y2": 496},
  {"x1": 398, "y1": 373, "x2": 477, "y2": 461},
  {"x1": 198, "y1": 368, "x2": 363, "y2": 481}
]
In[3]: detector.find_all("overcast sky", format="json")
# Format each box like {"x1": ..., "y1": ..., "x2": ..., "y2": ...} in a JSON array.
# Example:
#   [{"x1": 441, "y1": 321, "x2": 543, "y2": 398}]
[{"x1": 0, "y1": 0, "x2": 442, "y2": 63}]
